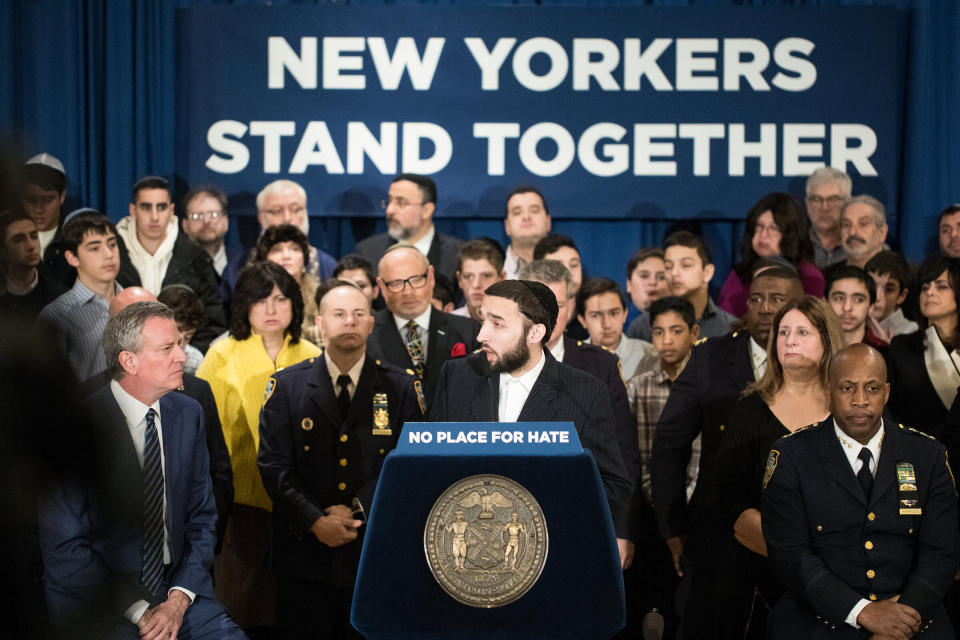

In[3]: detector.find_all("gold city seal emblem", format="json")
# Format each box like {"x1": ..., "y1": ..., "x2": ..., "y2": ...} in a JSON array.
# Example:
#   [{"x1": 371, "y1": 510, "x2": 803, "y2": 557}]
[{"x1": 424, "y1": 474, "x2": 548, "y2": 608}]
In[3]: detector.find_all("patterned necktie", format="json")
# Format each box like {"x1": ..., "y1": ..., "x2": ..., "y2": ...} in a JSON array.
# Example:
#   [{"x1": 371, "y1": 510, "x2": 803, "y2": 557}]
[
  {"x1": 405, "y1": 320, "x2": 424, "y2": 378},
  {"x1": 857, "y1": 448, "x2": 874, "y2": 498},
  {"x1": 337, "y1": 374, "x2": 352, "y2": 419},
  {"x1": 141, "y1": 408, "x2": 165, "y2": 597}
]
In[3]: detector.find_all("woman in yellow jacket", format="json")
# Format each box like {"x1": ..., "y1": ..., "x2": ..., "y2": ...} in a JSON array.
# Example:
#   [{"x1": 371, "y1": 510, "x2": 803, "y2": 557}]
[{"x1": 197, "y1": 261, "x2": 321, "y2": 630}]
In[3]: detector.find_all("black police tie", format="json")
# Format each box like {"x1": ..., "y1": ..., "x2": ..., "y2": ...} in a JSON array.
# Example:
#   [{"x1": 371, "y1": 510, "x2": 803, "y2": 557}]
[
  {"x1": 857, "y1": 447, "x2": 874, "y2": 499},
  {"x1": 337, "y1": 374, "x2": 352, "y2": 419},
  {"x1": 141, "y1": 408, "x2": 165, "y2": 597}
]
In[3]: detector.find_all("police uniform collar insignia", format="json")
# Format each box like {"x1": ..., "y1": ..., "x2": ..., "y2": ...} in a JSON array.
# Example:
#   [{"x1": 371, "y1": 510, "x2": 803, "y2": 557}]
[{"x1": 372, "y1": 393, "x2": 392, "y2": 436}]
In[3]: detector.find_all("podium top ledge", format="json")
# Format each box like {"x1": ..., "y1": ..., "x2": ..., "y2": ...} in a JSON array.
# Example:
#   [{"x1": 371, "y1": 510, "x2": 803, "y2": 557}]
[{"x1": 394, "y1": 422, "x2": 583, "y2": 456}]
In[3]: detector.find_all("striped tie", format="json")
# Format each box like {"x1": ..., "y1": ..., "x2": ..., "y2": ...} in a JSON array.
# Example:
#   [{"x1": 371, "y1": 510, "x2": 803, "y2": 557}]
[
  {"x1": 405, "y1": 321, "x2": 425, "y2": 378},
  {"x1": 141, "y1": 408, "x2": 165, "y2": 597}
]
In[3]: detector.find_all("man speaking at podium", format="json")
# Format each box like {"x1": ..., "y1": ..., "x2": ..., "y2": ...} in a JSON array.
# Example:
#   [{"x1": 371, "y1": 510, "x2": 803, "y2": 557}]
[{"x1": 429, "y1": 279, "x2": 633, "y2": 536}]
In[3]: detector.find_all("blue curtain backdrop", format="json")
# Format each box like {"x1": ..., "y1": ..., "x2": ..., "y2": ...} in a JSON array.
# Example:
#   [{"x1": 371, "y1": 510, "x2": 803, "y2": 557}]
[{"x1": 2, "y1": 0, "x2": 958, "y2": 290}]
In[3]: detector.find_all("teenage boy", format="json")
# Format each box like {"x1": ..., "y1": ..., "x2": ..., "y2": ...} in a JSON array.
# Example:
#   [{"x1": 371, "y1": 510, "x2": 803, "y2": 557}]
[
  {"x1": 453, "y1": 239, "x2": 505, "y2": 321},
  {"x1": 36, "y1": 210, "x2": 122, "y2": 380},
  {"x1": 865, "y1": 250, "x2": 918, "y2": 341},
  {"x1": 625, "y1": 295, "x2": 700, "y2": 640},
  {"x1": 577, "y1": 277, "x2": 658, "y2": 379},
  {"x1": 825, "y1": 265, "x2": 886, "y2": 349},
  {"x1": 630, "y1": 231, "x2": 735, "y2": 342},
  {"x1": 0, "y1": 209, "x2": 66, "y2": 322},
  {"x1": 625, "y1": 248, "x2": 669, "y2": 339}
]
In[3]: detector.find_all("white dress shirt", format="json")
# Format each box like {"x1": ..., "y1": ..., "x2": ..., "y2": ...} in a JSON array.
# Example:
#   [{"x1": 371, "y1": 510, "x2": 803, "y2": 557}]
[
  {"x1": 834, "y1": 419, "x2": 884, "y2": 629},
  {"x1": 394, "y1": 307, "x2": 432, "y2": 361},
  {"x1": 749, "y1": 336, "x2": 768, "y2": 380},
  {"x1": 411, "y1": 225, "x2": 435, "y2": 258},
  {"x1": 111, "y1": 381, "x2": 196, "y2": 622},
  {"x1": 211, "y1": 243, "x2": 227, "y2": 276},
  {"x1": 498, "y1": 350, "x2": 546, "y2": 422},
  {"x1": 548, "y1": 339, "x2": 565, "y2": 363}
]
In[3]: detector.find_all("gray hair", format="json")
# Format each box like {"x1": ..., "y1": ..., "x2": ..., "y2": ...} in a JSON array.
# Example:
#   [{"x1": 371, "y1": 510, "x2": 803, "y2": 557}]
[
  {"x1": 842, "y1": 195, "x2": 887, "y2": 229},
  {"x1": 806, "y1": 166, "x2": 852, "y2": 199},
  {"x1": 103, "y1": 301, "x2": 175, "y2": 380},
  {"x1": 256, "y1": 179, "x2": 307, "y2": 210},
  {"x1": 517, "y1": 259, "x2": 575, "y2": 301}
]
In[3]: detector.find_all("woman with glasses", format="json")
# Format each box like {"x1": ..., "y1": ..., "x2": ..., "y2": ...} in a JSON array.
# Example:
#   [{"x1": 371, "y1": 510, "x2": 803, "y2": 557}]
[
  {"x1": 196, "y1": 261, "x2": 321, "y2": 632},
  {"x1": 256, "y1": 223, "x2": 322, "y2": 346},
  {"x1": 717, "y1": 192, "x2": 824, "y2": 318}
]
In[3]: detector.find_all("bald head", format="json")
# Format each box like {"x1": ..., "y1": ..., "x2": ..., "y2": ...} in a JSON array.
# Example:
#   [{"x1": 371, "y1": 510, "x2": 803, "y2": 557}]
[
  {"x1": 109, "y1": 286, "x2": 157, "y2": 317},
  {"x1": 377, "y1": 245, "x2": 434, "y2": 320},
  {"x1": 829, "y1": 343, "x2": 889, "y2": 444},
  {"x1": 378, "y1": 244, "x2": 429, "y2": 275}
]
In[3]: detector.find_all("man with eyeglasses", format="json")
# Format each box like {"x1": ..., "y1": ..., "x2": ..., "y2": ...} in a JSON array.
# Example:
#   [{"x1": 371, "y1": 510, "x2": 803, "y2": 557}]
[
  {"x1": 366, "y1": 245, "x2": 479, "y2": 412},
  {"x1": 353, "y1": 174, "x2": 464, "y2": 298},
  {"x1": 242, "y1": 179, "x2": 337, "y2": 282},
  {"x1": 805, "y1": 166, "x2": 852, "y2": 269},
  {"x1": 116, "y1": 176, "x2": 226, "y2": 352},
  {"x1": 181, "y1": 185, "x2": 246, "y2": 313}
]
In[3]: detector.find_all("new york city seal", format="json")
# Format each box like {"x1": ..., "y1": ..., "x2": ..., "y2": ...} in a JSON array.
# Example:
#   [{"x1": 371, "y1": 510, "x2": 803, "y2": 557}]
[{"x1": 424, "y1": 474, "x2": 548, "y2": 608}]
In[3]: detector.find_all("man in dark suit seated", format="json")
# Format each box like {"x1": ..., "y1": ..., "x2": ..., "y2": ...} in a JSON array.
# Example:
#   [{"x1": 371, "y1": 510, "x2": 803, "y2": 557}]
[
  {"x1": 38, "y1": 301, "x2": 244, "y2": 639},
  {"x1": 353, "y1": 173, "x2": 463, "y2": 293},
  {"x1": 763, "y1": 344, "x2": 959, "y2": 639},
  {"x1": 258, "y1": 279, "x2": 423, "y2": 639},
  {"x1": 366, "y1": 245, "x2": 479, "y2": 412},
  {"x1": 428, "y1": 279, "x2": 633, "y2": 560}
]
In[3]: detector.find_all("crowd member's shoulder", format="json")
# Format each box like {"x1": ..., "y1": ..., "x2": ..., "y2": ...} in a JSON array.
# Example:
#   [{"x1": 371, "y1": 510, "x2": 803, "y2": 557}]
[
  {"x1": 574, "y1": 339, "x2": 618, "y2": 362},
  {"x1": 375, "y1": 357, "x2": 420, "y2": 384},
  {"x1": 896, "y1": 422, "x2": 944, "y2": 445}
]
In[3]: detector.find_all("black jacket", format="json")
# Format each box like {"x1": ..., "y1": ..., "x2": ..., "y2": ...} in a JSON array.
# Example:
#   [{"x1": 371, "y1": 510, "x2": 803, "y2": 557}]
[
  {"x1": 116, "y1": 233, "x2": 226, "y2": 353},
  {"x1": 886, "y1": 330, "x2": 949, "y2": 441},
  {"x1": 354, "y1": 231, "x2": 464, "y2": 299},
  {"x1": 258, "y1": 353, "x2": 422, "y2": 585},
  {"x1": 366, "y1": 307, "x2": 479, "y2": 413},
  {"x1": 428, "y1": 350, "x2": 633, "y2": 527}
]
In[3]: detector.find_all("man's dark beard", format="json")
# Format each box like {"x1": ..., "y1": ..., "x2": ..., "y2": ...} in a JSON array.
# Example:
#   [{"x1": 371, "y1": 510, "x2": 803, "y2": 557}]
[{"x1": 488, "y1": 335, "x2": 531, "y2": 374}]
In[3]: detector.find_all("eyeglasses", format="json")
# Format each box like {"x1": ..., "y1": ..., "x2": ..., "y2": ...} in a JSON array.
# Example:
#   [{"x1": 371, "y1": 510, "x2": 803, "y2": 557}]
[
  {"x1": 188, "y1": 210, "x2": 223, "y2": 221},
  {"x1": 806, "y1": 195, "x2": 844, "y2": 207},
  {"x1": 263, "y1": 204, "x2": 305, "y2": 217},
  {"x1": 383, "y1": 272, "x2": 429, "y2": 293},
  {"x1": 381, "y1": 198, "x2": 423, "y2": 211}
]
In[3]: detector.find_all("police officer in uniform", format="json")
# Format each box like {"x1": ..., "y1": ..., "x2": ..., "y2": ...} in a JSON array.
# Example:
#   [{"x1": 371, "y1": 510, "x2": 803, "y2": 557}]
[
  {"x1": 762, "y1": 344, "x2": 959, "y2": 639},
  {"x1": 258, "y1": 279, "x2": 423, "y2": 639}
]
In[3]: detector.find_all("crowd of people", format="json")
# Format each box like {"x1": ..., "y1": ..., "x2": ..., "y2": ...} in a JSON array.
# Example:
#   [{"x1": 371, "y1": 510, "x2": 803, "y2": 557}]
[{"x1": 3, "y1": 153, "x2": 960, "y2": 640}]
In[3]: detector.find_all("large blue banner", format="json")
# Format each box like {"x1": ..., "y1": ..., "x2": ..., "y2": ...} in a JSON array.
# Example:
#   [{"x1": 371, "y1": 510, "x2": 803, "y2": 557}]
[{"x1": 178, "y1": 5, "x2": 907, "y2": 221}]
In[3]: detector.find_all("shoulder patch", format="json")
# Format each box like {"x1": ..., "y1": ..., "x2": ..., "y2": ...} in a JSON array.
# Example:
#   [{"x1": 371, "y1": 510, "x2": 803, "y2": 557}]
[
  {"x1": 783, "y1": 424, "x2": 816, "y2": 439},
  {"x1": 906, "y1": 426, "x2": 937, "y2": 440},
  {"x1": 264, "y1": 377, "x2": 277, "y2": 404},
  {"x1": 414, "y1": 380, "x2": 426, "y2": 415},
  {"x1": 762, "y1": 449, "x2": 779, "y2": 489}
]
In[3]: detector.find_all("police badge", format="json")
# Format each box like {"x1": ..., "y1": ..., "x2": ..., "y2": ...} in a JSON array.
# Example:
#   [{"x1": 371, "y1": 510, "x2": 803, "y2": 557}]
[{"x1": 372, "y1": 393, "x2": 392, "y2": 436}]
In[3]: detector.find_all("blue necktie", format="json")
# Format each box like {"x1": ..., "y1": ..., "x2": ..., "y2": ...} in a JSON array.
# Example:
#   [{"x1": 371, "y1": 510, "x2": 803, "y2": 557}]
[{"x1": 141, "y1": 408, "x2": 165, "y2": 597}]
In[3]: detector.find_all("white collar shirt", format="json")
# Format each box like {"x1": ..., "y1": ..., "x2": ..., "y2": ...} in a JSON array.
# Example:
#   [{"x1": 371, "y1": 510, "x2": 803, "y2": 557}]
[
  {"x1": 498, "y1": 350, "x2": 546, "y2": 423},
  {"x1": 325, "y1": 351, "x2": 365, "y2": 401}
]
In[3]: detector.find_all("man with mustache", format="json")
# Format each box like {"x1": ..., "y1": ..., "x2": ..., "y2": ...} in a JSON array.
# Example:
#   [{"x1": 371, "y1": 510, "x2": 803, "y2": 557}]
[
  {"x1": 839, "y1": 196, "x2": 889, "y2": 269},
  {"x1": 429, "y1": 279, "x2": 633, "y2": 550},
  {"x1": 354, "y1": 173, "x2": 464, "y2": 299},
  {"x1": 762, "y1": 344, "x2": 958, "y2": 639}
]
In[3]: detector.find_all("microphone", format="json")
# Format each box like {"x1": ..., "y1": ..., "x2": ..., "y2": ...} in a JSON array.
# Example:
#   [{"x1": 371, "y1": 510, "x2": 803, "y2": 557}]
[{"x1": 642, "y1": 609, "x2": 665, "y2": 640}]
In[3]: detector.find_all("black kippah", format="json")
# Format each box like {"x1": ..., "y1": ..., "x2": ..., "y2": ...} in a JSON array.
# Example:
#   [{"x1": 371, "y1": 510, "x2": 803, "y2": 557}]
[{"x1": 518, "y1": 280, "x2": 559, "y2": 337}]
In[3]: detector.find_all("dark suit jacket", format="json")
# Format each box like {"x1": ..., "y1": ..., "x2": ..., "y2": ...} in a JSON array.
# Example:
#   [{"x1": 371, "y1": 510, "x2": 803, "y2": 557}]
[
  {"x1": 366, "y1": 307, "x2": 479, "y2": 412},
  {"x1": 886, "y1": 330, "x2": 949, "y2": 442},
  {"x1": 428, "y1": 350, "x2": 633, "y2": 526},
  {"x1": 258, "y1": 353, "x2": 422, "y2": 585},
  {"x1": 651, "y1": 331, "x2": 755, "y2": 546},
  {"x1": 38, "y1": 386, "x2": 217, "y2": 629},
  {"x1": 562, "y1": 336, "x2": 640, "y2": 539},
  {"x1": 116, "y1": 233, "x2": 227, "y2": 353},
  {"x1": 354, "y1": 230, "x2": 464, "y2": 295},
  {"x1": 762, "y1": 419, "x2": 959, "y2": 638},
  {"x1": 78, "y1": 372, "x2": 233, "y2": 553}
]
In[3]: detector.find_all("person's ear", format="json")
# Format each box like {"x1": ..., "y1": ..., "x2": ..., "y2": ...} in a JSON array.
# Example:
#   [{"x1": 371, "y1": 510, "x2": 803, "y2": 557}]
[
  {"x1": 691, "y1": 324, "x2": 701, "y2": 341},
  {"x1": 528, "y1": 323, "x2": 547, "y2": 345},
  {"x1": 896, "y1": 287, "x2": 908, "y2": 306},
  {"x1": 118, "y1": 350, "x2": 138, "y2": 376},
  {"x1": 65, "y1": 249, "x2": 80, "y2": 268},
  {"x1": 703, "y1": 263, "x2": 715, "y2": 284}
]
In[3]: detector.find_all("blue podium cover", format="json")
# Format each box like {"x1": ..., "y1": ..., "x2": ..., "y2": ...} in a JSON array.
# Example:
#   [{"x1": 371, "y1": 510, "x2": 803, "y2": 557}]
[{"x1": 352, "y1": 422, "x2": 624, "y2": 639}]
